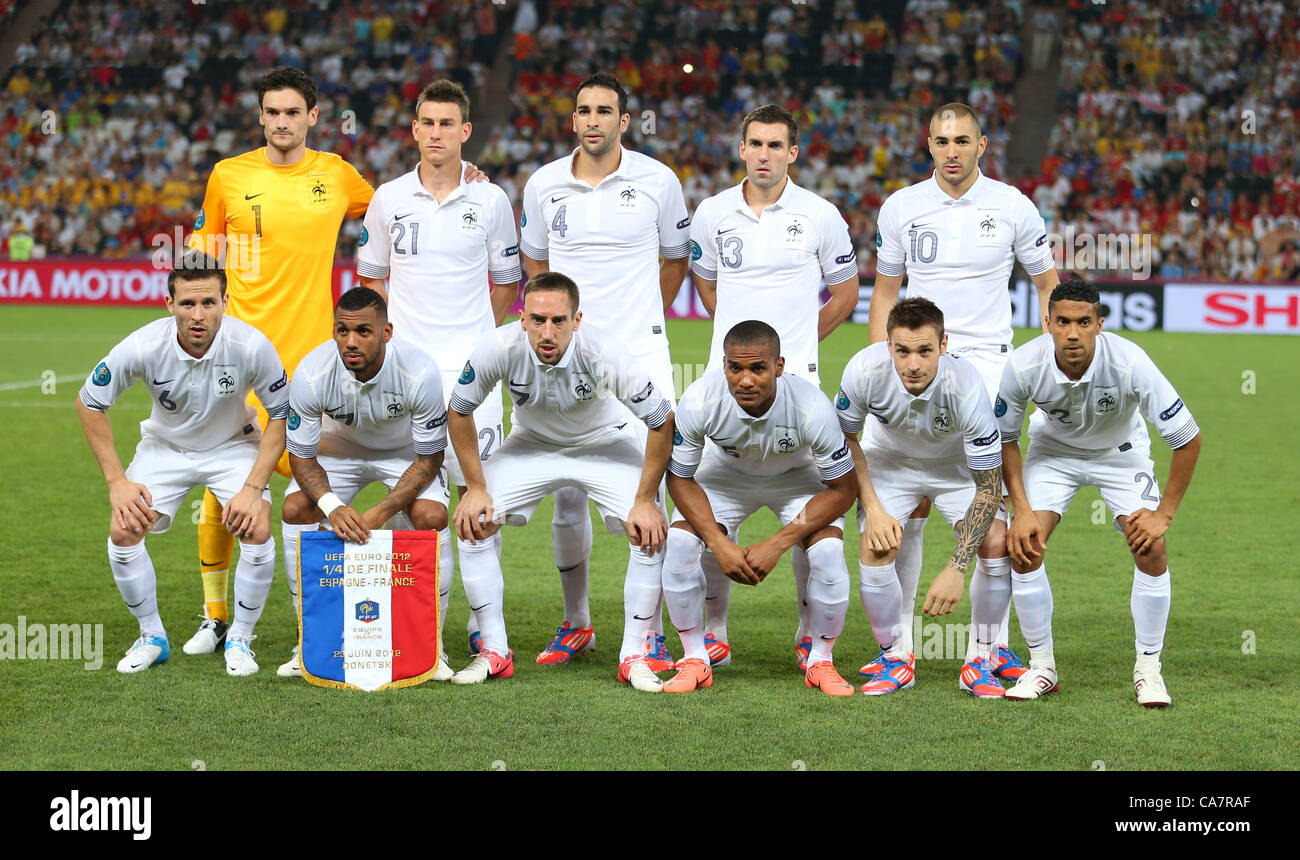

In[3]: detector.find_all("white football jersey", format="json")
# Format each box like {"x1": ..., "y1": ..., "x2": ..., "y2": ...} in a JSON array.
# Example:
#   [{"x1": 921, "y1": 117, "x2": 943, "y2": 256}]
[
  {"x1": 996, "y1": 332, "x2": 1200, "y2": 455},
  {"x1": 357, "y1": 162, "x2": 521, "y2": 369},
  {"x1": 690, "y1": 179, "x2": 857, "y2": 379},
  {"x1": 80, "y1": 316, "x2": 289, "y2": 452},
  {"x1": 519, "y1": 146, "x2": 691, "y2": 356},
  {"x1": 836, "y1": 342, "x2": 1002, "y2": 471},
  {"x1": 450, "y1": 322, "x2": 672, "y2": 446},
  {"x1": 287, "y1": 338, "x2": 447, "y2": 458},
  {"x1": 875, "y1": 170, "x2": 1054, "y2": 349},
  {"x1": 670, "y1": 370, "x2": 854, "y2": 481}
]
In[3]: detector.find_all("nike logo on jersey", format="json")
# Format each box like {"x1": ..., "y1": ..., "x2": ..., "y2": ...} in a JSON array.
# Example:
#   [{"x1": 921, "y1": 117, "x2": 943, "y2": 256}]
[
  {"x1": 394, "y1": 212, "x2": 412, "y2": 220},
  {"x1": 717, "y1": 227, "x2": 738, "y2": 235},
  {"x1": 551, "y1": 195, "x2": 569, "y2": 203},
  {"x1": 245, "y1": 193, "x2": 263, "y2": 200},
  {"x1": 910, "y1": 221, "x2": 930, "y2": 229},
  {"x1": 152, "y1": 378, "x2": 172, "y2": 386}
]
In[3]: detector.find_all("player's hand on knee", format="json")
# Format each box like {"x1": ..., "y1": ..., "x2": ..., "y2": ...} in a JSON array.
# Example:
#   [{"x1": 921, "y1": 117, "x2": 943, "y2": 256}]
[
  {"x1": 922, "y1": 565, "x2": 964, "y2": 617},
  {"x1": 328, "y1": 506, "x2": 371, "y2": 544},
  {"x1": 1008, "y1": 514, "x2": 1044, "y2": 568},
  {"x1": 222, "y1": 486, "x2": 264, "y2": 539},
  {"x1": 109, "y1": 478, "x2": 154, "y2": 534},
  {"x1": 1124, "y1": 508, "x2": 1169, "y2": 555},
  {"x1": 864, "y1": 505, "x2": 902, "y2": 553},
  {"x1": 453, "y1": 488, "x2": 494, "y2": 542},
  {"x1": 715, "y1": 540, "x2": 759, "y2": 586},
  {"x1": 625, "y1": 501, "x2": 667, "y2": 553}
]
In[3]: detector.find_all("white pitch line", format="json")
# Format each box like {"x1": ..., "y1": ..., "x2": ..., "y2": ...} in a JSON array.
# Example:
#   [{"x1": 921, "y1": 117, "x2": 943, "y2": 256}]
[{"x1": 0, "y1": 374, "x2": 83, "y2": 392}]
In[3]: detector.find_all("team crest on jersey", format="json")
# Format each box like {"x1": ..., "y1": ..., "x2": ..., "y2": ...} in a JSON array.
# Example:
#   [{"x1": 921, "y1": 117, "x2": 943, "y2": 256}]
[
  {"x1": 92, "y1": 362, "x2": 111, "y2": 386},
  {"x1": 975, "y1": 209, "x2": 1001, "y2": 244},
  {"x1": 1094, "y1": 386, "x2": 1119, "y2": 415},
  {"x1": 213, "y1": 364, "x2": 239, "y2": 397},
  {"x1": 690, "y1": 240, "x2": 702, "y2": 261},
  {"x1": 994, "y1": 395, "x2": 1008, "y2": 417},
  {"x1": 931, "y1": 408, "x2": 952, "y2": 432},
  {"x1": 673, "y1": 429, "x2": 683, "y2": 446},
  {"x1": 193, "y1": 209, "x2": 205, "y2": 231},
  {"x1": 784, "y1": 218, "x2": 806, "y2": 243},
  {"x1": 777, "y1": 436, "x2": 796, "y2": 452},
  {"x1": 460, "y1": 202, "x2": 484, "y2": 231},
  {"x1": 359, "y1": 226, "x2": 369, "y2": 247},
  {"x1": 617, "y1": 186, "x2": 640, "y2": 211},
  {"x1": 307, "y1": 174, "x2": 329, "y2": 205},
  {"x1": 835, "y1": 388, "x2": 850, "y2": 410},
  {"x1": 458, "y1": 362, "x2": 475, "y2": 384},
  {"x1": 382, "y1": 390, "x2": 405, "y2": 418},
  {"x1": 573, "y1": 376, "x2": 595, "y2": 401},
  {"x1": 355, "y1": 599, "x2": 380, "y2": 623},
  {"x1": 288, "y1": 408, "x2": 301, "y2": 430}
]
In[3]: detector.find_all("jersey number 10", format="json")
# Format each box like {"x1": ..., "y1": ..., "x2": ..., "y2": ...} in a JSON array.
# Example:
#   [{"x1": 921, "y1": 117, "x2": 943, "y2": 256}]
[{"x1": 908, "y1": 229, "x2": 938, "y2": 264}]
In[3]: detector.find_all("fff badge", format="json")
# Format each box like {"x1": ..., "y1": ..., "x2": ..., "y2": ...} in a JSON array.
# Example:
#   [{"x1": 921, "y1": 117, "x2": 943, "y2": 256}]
[{"x1": 297, "y1": 530, "x2": 440, "y2": 691}]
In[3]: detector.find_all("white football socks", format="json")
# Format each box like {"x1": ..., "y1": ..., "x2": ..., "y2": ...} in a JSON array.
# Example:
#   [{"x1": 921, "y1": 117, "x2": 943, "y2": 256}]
[
  {"x1": 1010, "y1": 563, "x2": 1054, "y2": 659},
  {"x1": 895, "y1": 517, "x2": 927, "y2": 651},
  {"x1": 280, "y1": 521, "x2": 313, "y2": 605},
  {"x1": 1131, "y1": 567, "x2": 1170, "y2": 658},
  {"x1": 620, "y1": 544, "x2": 664, "y2": 662},
  {"x1": 804, "y1": 538, "x2": 849, "y2": 665},
  {"x1": 792, "y1": 544, "x2": 811, "y2": 639},
  {"x1": 858, "y1": 559, "x2": 904, "y2": 653},
  {"x1": 551, "y1": 486, "x2": 593, "y2": 629},
  {"x1": 230, "y1": 538, "x2": 275, "y2": 639},
  {"x1": 661, "y1": 528, "x2": 708, "y2": 662},
  {"x1": 458, "y1": 532, "x2": 508, "y2": 656},
  {"x1": 968, "y1": 556, "x2": 1012, "y2": 661},
  {"x1": 437, "y1": 527, "x2": 453, "y2": 639},
  {"x1": 108, "y1": 537, "x2": 164, "y2": 638},
  {"x1": 701, "y1": 550, "x2": 731, "y2": 642}
]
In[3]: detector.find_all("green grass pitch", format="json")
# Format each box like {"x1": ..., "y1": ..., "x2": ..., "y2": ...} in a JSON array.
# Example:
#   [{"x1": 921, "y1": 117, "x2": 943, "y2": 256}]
[{"x1": 0, "y1": 304, "x2": 1296, "y2": 770}]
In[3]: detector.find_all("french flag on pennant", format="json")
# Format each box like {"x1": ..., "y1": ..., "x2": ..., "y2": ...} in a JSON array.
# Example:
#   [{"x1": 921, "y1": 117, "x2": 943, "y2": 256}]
[{"x1": 297, "y1": 530, "x2": 440, "y2": 691}]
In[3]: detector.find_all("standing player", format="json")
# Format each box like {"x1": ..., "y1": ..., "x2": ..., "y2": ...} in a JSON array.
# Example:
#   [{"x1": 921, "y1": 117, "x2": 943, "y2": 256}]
[
  {"x1": 662, "y1": 321, "x2": 858, "y2": 695},
  {"x1": 447, "y1": 274, "x2": 675, "y2": 691},
  {"x1": 279, "y1": 288, "x2": 449, "y2": 676},
  {"x1": 688, "y1": 104, "x2": 859, "y2": 669},
  {"x1": 996, "y1": 279, "x2": 1201, "y2": 706},
  {"x1": 185, "y1": 67, "x2": 374, "y2": 658},
  {"x1": 355, "y1": 79, "x2": 522, "y2": 672},
  {"x1": 868, "y1": 102, "x2": 1059, "y2": 676},
  {"x1": 77, "y1": 252, "x2": 288, "y2": 676},
  {"x1": 838, "y1": 298, "x2": 1007, "y2": 696},
  {"x1": 518, "y1": 73, "x2": 690, "y2": 669}
]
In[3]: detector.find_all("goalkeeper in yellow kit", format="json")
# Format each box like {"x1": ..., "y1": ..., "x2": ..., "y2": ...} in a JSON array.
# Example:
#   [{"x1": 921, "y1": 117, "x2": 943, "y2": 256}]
[{"x1": 184, "y1": 67, "x2": 373, "y2": 662}]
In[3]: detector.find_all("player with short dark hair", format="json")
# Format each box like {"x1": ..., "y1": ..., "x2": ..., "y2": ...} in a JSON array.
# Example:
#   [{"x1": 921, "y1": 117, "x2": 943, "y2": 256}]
[
  {"x1": 185, "y1": 66, "x2": 375, "y2": 661},
  {"x1": 78, "y1": 259, "x2": 289, "y2": 676},
  {"x1": 688, "y1": 103, "x2": 859, "y2": 669},
  {"x1": 866, "y1": 101, "x2": 1061, "y2": 678},
  {"x1": 997, "y1": 278, "x2": 1202, "y2": 706},
  {"x1": 278, "y1": 288, "x2": 450, "y2": 676},
  {"x1": 518, "y1": 72, "x2": 691, "y2": 670},
  {"x1": 446, "y1": 274, "x2": 675, "y2": 689},
  {"x1": 356, "y1": 76, "x2": 521, "y2": 679},
  {"x1": 838, "y1": 298, "x2": 1007, "y2": 696},
  {"x1": 663, "y1": 321, "x2": 858, "y2": 694}
]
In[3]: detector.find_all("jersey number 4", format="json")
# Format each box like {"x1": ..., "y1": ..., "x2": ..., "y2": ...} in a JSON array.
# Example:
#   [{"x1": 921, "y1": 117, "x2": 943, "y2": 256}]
[{"x1": 907, "y1": 229, "x2": 938, "y2": 263}]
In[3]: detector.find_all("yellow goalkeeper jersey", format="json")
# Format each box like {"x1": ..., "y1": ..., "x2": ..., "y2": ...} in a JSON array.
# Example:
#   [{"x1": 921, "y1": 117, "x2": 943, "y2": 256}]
[{"x1": 189, "y1": 147, "x2": 374, "y2": 374}]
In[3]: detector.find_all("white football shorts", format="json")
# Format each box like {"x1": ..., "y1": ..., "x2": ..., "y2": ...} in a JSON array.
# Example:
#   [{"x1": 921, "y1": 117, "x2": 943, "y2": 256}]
[
  {"x1": 286, "y1": 436, "x2": 451, "y2": 508},
  {"x1": 670, "y1": 448, "x2": 845, "y2": 538},
  {"x1": 483, "y1": 423, "x2": 649, "y2": 532},
  {"x1": 125, "y1": 435, "x2": 270, "y2": 534},
  {"x1": 1023, "y1": 439, "x2": 1162, "y2": 533},
  {"x1": 440, "y1": 370, "x2": 504, "y2": 488},
  {"x1": 857, "y1": 448, "x2": 1007, "y2": 530}
]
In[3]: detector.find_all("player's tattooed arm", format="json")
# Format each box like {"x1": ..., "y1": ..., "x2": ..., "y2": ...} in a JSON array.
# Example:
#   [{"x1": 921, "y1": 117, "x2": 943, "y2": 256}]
[
  {"x1": 949, "y1": 466, "x2": 1002, "y2": 575},
  {"x1": 365, "y1": 451, "x2": 444, "y2": 528},
  {"x1": 923, "y1": 466, "x2": 1001, "y2": 617},
  {"x1": 289, "y1": 454, "x2": 334, "y2": 505}
]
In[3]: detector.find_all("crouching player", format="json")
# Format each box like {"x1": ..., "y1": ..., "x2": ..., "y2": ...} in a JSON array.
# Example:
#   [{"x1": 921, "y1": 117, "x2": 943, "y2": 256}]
[
  {"x1": 837, "y1": 298, "x2": 1006, "y2": 696},
  {"x1": 997, "y1": 278, "x2": 1201, "y2": 706},
  {"x1": 662, "y1": 321, "x2": 858, "y2": 695},
  {"x1": 448, "y1": 273, "x2": 675, "y2": 690},
  {"x1": 78, "y1": 251, "x2": 288, "y2": 676},
  {"x1": 279, "y1": 287, "x2": 448, "y2": 677}
]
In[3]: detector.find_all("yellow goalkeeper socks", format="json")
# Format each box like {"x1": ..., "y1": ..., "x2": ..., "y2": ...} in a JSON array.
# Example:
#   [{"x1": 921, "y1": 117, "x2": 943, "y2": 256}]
[{"x1": 198, "y1": 488, "x2": 234, "y2": 623}]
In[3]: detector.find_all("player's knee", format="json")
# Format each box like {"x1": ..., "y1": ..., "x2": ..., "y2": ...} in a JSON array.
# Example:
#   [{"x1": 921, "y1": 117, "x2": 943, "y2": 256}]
[
  {"x1": 282, "y1": 492, "x2": 317, "y2": 524},
  {"x1": 911, "y1": 498, "x2": 932, "y2": 517},
  {"x1": 1010, "y1": 552, "x2": 1041, "y2": 574},
  {"x1": 410, "y1": 502, "x2": 448, "y2": 532},
  {"x1": 108, "y1": 523, "x2": 145, "y2": 547},
  {"x1": 860, "y1": 543, "x2": 896, "y2": 566},
  {"x1": 980, "y1": 527, "x2": 1008, "y2": 559},
  {"x1": 1134, "y1": 537, "x2": 1167, "y2": 573},
  {"x1": 245, "y1": 522, "x2": 272, "y2": 546},
  {"x1": 802, "y1": 525, "x2": 844, "y2": 550}
]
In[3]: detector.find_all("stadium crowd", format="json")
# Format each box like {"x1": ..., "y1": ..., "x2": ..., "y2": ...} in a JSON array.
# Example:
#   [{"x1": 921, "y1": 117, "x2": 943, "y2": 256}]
[{"x1": 0, "y1": 0, "x2": 1296, "y2": 282}]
